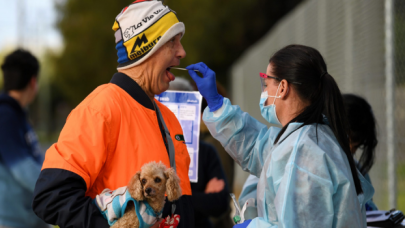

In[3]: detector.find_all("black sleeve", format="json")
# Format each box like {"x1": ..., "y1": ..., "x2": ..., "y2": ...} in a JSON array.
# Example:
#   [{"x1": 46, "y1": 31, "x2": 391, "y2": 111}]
[
  {"x1": 191, "y1": 142, "x2": 230, "y2": 217},
  {"x1": 32, "y1": 168, "x2": 109, "y2": 228}
]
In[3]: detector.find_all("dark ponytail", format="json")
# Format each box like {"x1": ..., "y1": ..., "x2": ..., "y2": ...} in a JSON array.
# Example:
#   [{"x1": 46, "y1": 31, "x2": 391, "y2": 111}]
[
  {"x1": 343, "y1": 94, "x2": 378, "y2": 175},
  {"x1": 270, "y1": 45, "x2": 363, "y2": 195}
]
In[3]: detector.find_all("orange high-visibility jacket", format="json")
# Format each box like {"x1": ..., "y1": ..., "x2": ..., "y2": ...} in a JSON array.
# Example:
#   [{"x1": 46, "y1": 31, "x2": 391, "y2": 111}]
[{"x1": 42, "y1": 73, "x2": 192, "y2": 198}]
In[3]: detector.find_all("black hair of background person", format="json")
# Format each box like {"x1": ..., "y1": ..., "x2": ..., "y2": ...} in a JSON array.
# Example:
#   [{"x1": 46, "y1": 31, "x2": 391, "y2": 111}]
[
  {"x1": 270, "y1": 44, "x2": 363, "y2": 195},
  {"x1": 343, "y1": 94, "x2": 377, "y2": 176},
  {"x1": 1, "y1": 49, "x2": 39, "y2": 91}
]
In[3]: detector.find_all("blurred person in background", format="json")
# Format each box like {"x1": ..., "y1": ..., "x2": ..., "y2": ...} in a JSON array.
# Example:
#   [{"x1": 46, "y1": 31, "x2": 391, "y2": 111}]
[
  {"x1": 32, "y1": 1, "x2": 193, "y2": 228},
  {"x1": 0, "y1": 50, "x2": 49, "y2": 228},
  {"x1": 168, "y1": 77, "x2": 231, "y2": 228},
  {"x1": 187, "y1": 44, "x2": 374, "y2": 228},
  {"x1": 343, "y1": 93, "x2": 378, "y2": 211}
]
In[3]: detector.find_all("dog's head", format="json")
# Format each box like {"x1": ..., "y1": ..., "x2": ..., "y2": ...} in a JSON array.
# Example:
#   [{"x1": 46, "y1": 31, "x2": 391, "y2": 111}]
[{"x1": 128, "y1": 161, "x2": 182, "y2": 202}]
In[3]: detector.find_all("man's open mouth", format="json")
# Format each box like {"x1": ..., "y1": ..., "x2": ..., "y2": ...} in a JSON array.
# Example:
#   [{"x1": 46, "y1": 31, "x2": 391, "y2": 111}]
[{"x1": 166, "y1": 66, "x2": 175, "y2": 81}]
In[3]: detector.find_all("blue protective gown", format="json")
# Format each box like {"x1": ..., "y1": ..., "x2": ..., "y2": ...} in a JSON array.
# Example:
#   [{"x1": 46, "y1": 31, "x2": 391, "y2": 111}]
[
  {"x1": 239, "y1": 172, "x2": 378, "y2": 219},
  {"x1": 203, "y1": 98, "x2": 374, "y2": 228},
  {"x1": 239, "y1": 174, "x2": 260, "y2": 220}
]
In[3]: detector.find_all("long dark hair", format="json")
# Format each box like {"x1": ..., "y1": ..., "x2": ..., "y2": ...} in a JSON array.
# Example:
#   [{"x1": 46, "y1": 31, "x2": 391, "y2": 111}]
[
  {"x1": 270, "y1": 45, "x2": 363, "y2": 195},
  {"x1": 343, "y1": 94, "x2": 377, "y2": 175}
]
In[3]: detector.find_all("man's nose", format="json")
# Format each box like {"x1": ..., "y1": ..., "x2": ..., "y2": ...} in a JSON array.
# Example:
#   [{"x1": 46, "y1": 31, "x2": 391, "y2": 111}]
[
  {"x1": 177, "y1": 43, "x2": 186, "y2": 59},
  {"x1": 145, "y1": 188, "x2": 152, "y2": 194}
]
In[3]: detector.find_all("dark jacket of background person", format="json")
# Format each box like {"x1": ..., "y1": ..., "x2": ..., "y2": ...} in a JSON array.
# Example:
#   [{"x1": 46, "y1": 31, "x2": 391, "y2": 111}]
[
  {"x1": 168, "y1": 77, "x2": 233, "y2": 228},
  {"x1": 0, "y1": 93, "x2": 48, "y2": 228},
  {"x1": 199, "y1": 84, "x2": 234, "y2": 228},
  {"x1": 191, "y1": 141, "x2": 230, "y2": 228}
]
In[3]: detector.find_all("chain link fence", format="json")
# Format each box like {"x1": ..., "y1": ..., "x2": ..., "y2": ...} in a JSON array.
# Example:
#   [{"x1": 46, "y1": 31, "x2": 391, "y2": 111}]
[
  {"x1": 230, "y1": 0, "x2": 404, "y2": 211},
  {"x1": 394, "y1": 0, "x2": 405, "y2": 210}
]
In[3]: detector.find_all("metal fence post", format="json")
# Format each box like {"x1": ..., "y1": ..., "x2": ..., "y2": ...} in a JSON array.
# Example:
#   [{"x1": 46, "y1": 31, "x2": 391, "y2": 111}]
[{"x1": 385, "y1": 0, "x2": 396, "y2": 209}]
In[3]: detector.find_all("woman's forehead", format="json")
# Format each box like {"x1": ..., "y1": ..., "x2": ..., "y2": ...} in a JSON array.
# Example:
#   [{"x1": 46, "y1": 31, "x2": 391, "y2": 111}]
[
  {"x1": 266, "y1": 64, "x2": 273, "y2": 75},
  {"x1": 264, "y1": 77, "x2": 272, "y2": 84}
]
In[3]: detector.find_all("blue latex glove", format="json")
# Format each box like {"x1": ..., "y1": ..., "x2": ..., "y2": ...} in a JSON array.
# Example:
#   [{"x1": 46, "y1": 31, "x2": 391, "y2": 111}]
[
  {"x1": 186, "y1": 62, "x2": 224, "y2": 112},
  {"x1": 233, "y1": 220, "x2": 252, "y2": 228}
]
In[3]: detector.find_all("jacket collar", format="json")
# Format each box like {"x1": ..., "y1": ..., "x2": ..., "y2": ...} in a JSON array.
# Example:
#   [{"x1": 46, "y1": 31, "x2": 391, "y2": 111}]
[
  {"x1": 110, "y1": 73, "x2": 155, "y2": 110},
  {"x1": 0, "y1": 92, "x2": 25, "y2": 116}
]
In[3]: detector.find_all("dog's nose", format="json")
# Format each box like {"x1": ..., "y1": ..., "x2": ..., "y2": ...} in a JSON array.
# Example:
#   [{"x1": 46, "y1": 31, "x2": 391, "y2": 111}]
[{"x1": 145, "y1": 188, "x2": 152, "y2": 194}]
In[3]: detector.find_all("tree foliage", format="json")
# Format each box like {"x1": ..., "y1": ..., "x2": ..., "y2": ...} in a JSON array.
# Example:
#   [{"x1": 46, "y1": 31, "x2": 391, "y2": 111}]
[{"x1": 52, "y1": 0, "x2": 302, "y2": 106}]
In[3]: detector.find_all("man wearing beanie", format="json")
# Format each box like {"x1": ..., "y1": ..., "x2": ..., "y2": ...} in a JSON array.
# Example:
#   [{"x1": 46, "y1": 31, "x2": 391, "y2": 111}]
[{"x1": 32, "y1": 1, "x2": 194, "y2": 227}]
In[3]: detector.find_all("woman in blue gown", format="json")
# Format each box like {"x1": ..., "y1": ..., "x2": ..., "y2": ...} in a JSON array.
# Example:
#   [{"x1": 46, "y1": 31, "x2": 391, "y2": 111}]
[{"x1": 186, "y1": 45, "x2": 374, "y2": 228}]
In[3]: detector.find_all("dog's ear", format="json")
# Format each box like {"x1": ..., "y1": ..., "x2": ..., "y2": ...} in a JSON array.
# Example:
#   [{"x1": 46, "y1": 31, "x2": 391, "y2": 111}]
[
  {"x1": 128, "y1": 171, "x2": 144, "y2": 201},
  {"x1": 164, "y1": 168, "x2": 182, "y2": 202}
]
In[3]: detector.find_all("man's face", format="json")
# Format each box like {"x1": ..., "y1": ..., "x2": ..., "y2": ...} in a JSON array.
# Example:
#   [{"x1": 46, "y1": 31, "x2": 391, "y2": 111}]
[
  {"x1": 147, "y1": 33, "x2": 186, "y2": 95},
  {"x1": 27, "y1": 76, "x2": 38, "y2": 106}
]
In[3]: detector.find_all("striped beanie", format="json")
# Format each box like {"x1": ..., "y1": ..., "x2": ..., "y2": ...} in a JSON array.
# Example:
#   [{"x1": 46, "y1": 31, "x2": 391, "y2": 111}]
[{"x1": 113, "y1": 0, "x2": 185, "y2": 70}]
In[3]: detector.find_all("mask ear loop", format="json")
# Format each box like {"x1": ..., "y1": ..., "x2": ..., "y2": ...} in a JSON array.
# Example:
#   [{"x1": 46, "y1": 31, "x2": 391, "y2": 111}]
[{"x1": 272, "y1": 82, "x2": 282, "y2": 105}]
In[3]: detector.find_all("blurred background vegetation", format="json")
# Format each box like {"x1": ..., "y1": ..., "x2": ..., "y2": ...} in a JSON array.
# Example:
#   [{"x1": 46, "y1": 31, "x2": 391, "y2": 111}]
[{"x1": 10, "y1": 0, "x2": 302, "y2": 143}]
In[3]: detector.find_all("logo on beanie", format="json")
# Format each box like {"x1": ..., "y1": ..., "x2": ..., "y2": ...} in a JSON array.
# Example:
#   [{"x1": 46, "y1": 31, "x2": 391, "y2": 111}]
[
  {"x1": 123, "y1": 9, "x2": 164, "y2": 40},
  {"x1": 131, "y1": 34, "x2": 149, "y2": 53},
  {"x1": 129, "y1": 35, "x2": 161, "y2": 60}
]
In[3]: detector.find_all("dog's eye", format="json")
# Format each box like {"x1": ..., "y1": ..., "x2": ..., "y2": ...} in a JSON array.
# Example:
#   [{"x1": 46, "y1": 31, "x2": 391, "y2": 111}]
[
  {"x1": 154, "y1": 177, "x2": 161, "y2": 183},
  {"x1": 142, "y1": 179, "x2": 147, "y2": 184}
]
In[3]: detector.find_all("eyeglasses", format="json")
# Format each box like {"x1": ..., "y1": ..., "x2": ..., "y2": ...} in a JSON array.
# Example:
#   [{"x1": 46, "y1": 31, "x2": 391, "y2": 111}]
[{"x1": 259, "y1": 72, "x2": 302, "y2": 85}]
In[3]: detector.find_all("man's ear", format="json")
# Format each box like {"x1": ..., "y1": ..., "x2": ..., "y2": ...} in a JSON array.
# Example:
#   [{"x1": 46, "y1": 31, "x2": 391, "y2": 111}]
[
  {"x1": 128, "y1": 171, "x2": 144, "y2": 201},
  {"x1": 164, "y1": 168, "x2": 182, "y2": 202},
  {"x1": 28, "y1": 76, "x2": 37, "y2": 89}
]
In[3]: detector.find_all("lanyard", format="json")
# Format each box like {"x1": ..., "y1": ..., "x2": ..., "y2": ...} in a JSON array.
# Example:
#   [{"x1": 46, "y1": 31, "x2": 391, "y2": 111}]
[{"x1": 154, "y1": 102, "x2": 176, "y2": 171}]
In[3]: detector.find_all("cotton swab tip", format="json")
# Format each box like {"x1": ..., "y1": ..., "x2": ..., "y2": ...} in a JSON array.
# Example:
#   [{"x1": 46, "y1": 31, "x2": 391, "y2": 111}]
[{"x1": 170, "y1": 67, "x2": 199, "y2": 73}]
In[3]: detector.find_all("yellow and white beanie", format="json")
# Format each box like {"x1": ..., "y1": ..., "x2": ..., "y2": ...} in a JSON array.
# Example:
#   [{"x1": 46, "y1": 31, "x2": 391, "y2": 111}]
[{"x1": 113, "y1": 0, "x2": 185, "y2": 69}]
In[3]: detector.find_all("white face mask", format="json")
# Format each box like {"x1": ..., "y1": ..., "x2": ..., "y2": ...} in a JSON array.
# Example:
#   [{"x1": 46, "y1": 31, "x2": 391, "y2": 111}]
[{"x1": 259, "y1": 83, "x2": 282, "y2": 126}]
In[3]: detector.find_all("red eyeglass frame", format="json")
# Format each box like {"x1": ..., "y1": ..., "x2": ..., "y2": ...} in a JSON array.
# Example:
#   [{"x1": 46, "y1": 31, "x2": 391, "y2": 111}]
[{"x1": 259, "y1": 72, "x2": 302, "y2": 85}]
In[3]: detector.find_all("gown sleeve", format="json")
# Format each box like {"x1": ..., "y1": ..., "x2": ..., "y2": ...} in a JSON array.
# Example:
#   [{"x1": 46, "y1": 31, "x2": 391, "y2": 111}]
[
  {"x1": 203, "y1": 98, "x2": 280, "y2": 176},
  {"x1": 239, "y1": 174, "x2": 259, "y2": 209}
]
